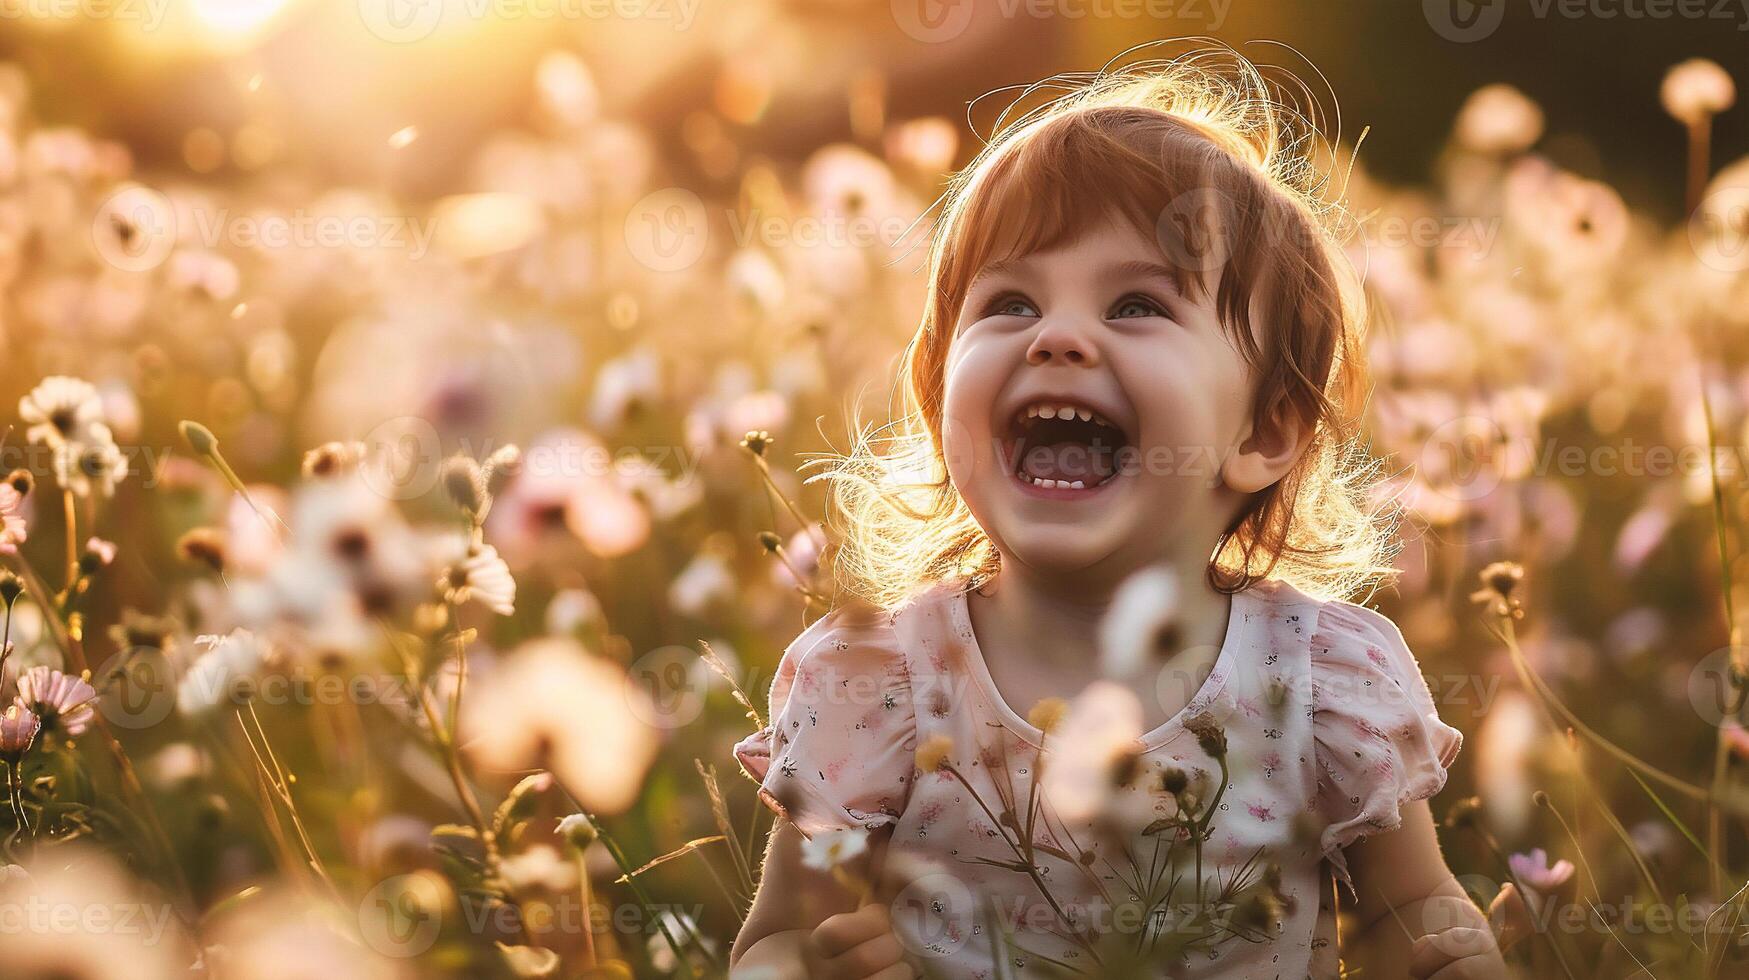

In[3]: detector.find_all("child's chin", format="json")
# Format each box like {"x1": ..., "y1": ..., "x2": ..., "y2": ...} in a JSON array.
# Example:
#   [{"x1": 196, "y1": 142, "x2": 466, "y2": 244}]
[{"x1": 1005, "y1": 534, "x2": 1120, "y2": 575}]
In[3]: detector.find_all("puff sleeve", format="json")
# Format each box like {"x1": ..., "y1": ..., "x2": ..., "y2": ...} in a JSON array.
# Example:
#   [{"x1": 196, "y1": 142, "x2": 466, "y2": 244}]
[
  {"x1": 1310, "y1": 600, "x2": 1463, "y2": 894},
  {"x1": 732, "y1": 606, "x2": 917, "y2": 837}
]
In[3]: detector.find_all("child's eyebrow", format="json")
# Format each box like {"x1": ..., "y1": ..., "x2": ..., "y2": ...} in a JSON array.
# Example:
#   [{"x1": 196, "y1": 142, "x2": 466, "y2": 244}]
[
  {"x1": 966, "y1": 257, "x2": 1027, "y2": 292},
  {"x1": 1109, "y1": 259, "x2": 1182, "y2": 289}
]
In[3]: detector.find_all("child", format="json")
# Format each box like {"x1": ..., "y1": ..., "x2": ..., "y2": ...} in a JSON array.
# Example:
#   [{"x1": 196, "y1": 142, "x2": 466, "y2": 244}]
[{"x1": 730, "y1": 50, "x2": 1506, "y2": 980}]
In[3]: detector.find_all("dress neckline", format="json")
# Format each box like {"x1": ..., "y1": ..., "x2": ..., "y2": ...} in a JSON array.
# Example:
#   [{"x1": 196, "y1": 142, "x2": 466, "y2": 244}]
[{"x1": 944, "y1": 582, "x2": 1256, "y2": 751}]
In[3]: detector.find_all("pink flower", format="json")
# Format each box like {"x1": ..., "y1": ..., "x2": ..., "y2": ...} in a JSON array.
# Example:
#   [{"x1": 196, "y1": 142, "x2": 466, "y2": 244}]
[
  {"x1": 0, "y1": 483, "x2": 24, "y2": 555},
  {"x1": 0, "y1": 704, "x2": 40, "y2": 759},
  {"x1": 14, "y1": 666, "x2": 97, "y2": 737},
  {"x1": 1725, "y1": 721, "x2": 1749, "y2": 762},
  {"x1": 1509, "y1": 848, "x2": 1575, "y2": 895}
]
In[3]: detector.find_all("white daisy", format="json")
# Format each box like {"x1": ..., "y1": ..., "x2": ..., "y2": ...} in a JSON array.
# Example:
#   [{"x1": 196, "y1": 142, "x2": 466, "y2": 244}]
[
  {"x1": 799, "y1": 827, "x2": 870, "y2": 872},
  {"x1": 438, "y1": 542, "x2": 516, "y2": 616},
  {"x1": 176, "y1": 630, "x2": 266, "y2": 718},
  {"x1": 52, "y1": 429, "x2": 129, "y2": 498},
  {"x1": 1098, "y1": 565, "x2": 1181, "y2": 679},
  {"x1": 18, "y1": 376, "x2": 106, "y2": 449}
]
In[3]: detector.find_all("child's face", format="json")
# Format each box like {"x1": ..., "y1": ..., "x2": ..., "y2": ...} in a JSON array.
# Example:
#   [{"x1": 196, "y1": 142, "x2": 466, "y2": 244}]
[{"x1": 941, "y1": 220, "x2": 1274, "y2": 582}]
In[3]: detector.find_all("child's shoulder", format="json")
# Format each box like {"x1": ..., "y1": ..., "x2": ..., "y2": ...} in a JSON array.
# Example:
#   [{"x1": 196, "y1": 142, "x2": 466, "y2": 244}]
[
  {"x1": 1246, "y1": 578, "x2": 1411, "y2": 650},
  {"x1": 779, "y1": 580, "x2": 963, "y2": 672}
]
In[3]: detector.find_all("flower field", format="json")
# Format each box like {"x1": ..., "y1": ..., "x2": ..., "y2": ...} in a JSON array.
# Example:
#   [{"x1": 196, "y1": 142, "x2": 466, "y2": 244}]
[{"x1": 0, "y1": 8, "x2": 1747, "y2": 979}]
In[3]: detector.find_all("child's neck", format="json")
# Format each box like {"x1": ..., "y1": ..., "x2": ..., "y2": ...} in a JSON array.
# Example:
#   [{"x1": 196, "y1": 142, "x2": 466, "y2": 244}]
[{"x1": 968, "y1": 552, "x2": 1236, "y2": 726}]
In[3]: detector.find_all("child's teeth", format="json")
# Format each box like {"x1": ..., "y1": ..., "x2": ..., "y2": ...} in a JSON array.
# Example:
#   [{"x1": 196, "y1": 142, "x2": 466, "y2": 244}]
[
  {"x1": 1076, "y1": 408, "x2": 1091, "y2": 422},
  {"x1": 1039, "y1": 406, "x2": 1058, "y2": 420},
  {"x1": 1020, "y1": 474, "x2": 1094, "y2": 491}
]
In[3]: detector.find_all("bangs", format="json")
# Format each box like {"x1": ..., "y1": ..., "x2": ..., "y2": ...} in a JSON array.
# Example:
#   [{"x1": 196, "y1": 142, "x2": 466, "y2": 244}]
[{"x1": 933, "y1": 106, "x2": 1273, "y2": 332}]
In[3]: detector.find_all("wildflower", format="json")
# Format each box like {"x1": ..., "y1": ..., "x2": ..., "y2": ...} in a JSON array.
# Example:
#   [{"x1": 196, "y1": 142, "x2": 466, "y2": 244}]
[
  {"x1": 1470, "y1": 560, "x2": 1525, "y2": 619},
  {"x1": 1185, "y1": 712, "x2": 1228, "y2": 760},
  {"x1": 18, "y1": 376, "x2": 106, "y2": 449},
  {"x1": 14, "y1": 666, "x2": 96, "y2": 737},
  {"x1": 1725, "y1": 720, "x2": 1749, "y2": 761},
  {"x1": 1662, "y1": 58, "x2": 1736, "y2": 126},
  {"x1": 1454, "y1": 83, "x2": 1543, "y2": 155},
  {"x1": 800, "y1": 827, "x2": 870, "y2": 871},
  {"x1": 1159, "y1": 766, "x2": 1189, "y2": 797},
  {"x1": 176, "y1": 527, "x2": 228, "y2": 574},
  {"x1": 5, "y1": 470, "x2": 32, "y2": 497},
  {"x1": 0, "y1": 844, "x2": 193, "y2": 978},
  {"x1": 442, "y1": 455, "x2": 485, "y2": 515},
  {"x1": 648, "y1": 908, "x2": 719, "y2": 975},
  {"x1": 0, "y1": 703, "x2": 40, "y2": 759},
  {"x1": 107, "y1": 609, "x2": 178, "y2": 652},
  {"x1": 1098, "y1": 565, "x2": 1181, "y2": 679},
  {"x1": 499, "y1": 844, "x2": 578, "y2": 893},
  {"x1": 0, "y1": 480, "x2": 24, "y2": 554},
  {"x1": 545, "y1": 588, "x2": 602, "y2": 634},
  {"x1": 176, "y1": 630, "x2": 266, "y2": 718},
  {"x1": 1508, "y1": 848, "x2": 1576, "y2": 895},
  {"x1": 1476, "y1": 691, "x2": 1539, "y2": 838},
  {"x1": 54, "y1": 432, "x2": 129, "y2": 498},
  {"x1": 1027, "y1": 697, "x2": 1068, "y2": 735},
  {"x1": 556, "y1": 813, "x2": 598, "y2": 852},
  {"x1": 300, "y1": 441, "x2": 368, "y2": 479},
  {"x1": 1231, "y1": 889, "x2": 1284, "y2": 935},
  {"x1": 740, "y1": 430, "x2": 771, "y2": 457},
  {"x1": 1039, "y1": 681, "x2": 1144, "y2": 823},
  {"x1": 915, "y1": 734, "x2": 953, "y2": 773},
  {"x1": 590, "y1": 348, "x2": 661, "y2": 430},
  {"x1": 459, "y1": 637, "x2": 658, "y2": 813},
  {"x1": 483, "y1": 444, "x2": 522, "y2": 499},
  {"x1": 81, "y1": 538, "x2": 117, "y2": 572},
  {"x1": 770, "y1": 524, "x2": 822, "y2": 590},
  {"x1": 437, "y1": 543, "x2": 516, "y2": 616},
  {"x1": 0, "y1": 572, "x2": 21, "y2": 606},
  {"x1": 669, "y1": 550, "x2": 734, "y2": 616}
]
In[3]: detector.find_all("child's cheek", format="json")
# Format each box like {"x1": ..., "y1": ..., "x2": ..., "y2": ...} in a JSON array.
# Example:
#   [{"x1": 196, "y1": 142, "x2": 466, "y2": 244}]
[{"x1": 938, "y1": 350, "x2": 983, "y2": 485}]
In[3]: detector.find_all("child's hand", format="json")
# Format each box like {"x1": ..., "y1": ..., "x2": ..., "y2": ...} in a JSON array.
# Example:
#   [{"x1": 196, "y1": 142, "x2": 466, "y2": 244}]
[
  {"x1": 1407, "y1": 894, "x2": 1509, "y2": 979},
  {"x1": 806, "y1": 902, "x2": 915, "y2": 979}
]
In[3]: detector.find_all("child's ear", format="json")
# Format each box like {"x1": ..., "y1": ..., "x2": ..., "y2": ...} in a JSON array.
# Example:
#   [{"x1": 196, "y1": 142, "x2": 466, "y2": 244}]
[{"x1": 1221, "y1": 400, "x2": 1315, "y2": 494}]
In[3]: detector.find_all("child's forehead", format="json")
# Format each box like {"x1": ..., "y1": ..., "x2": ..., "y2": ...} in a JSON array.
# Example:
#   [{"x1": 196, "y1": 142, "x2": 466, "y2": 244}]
[{"x1": 966, "y1": 227, "x2": 1185, "y2": 288}]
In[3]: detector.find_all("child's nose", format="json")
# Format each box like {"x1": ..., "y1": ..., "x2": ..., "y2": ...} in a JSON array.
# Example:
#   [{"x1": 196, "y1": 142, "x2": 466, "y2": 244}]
[{"x1": 1025, "y1": 318, "x2": 1101, "y2": 367}]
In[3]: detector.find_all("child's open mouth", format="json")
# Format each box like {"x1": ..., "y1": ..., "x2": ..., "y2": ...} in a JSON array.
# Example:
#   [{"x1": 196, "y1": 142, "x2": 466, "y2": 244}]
[{"x1": 1005, "y1": 398, "x2": 1132, "y2": 494}]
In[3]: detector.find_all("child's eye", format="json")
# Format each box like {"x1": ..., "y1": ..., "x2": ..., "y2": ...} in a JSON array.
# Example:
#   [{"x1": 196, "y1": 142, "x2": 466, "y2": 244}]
[
  {"x1": 985, "y1": 294, "x2": 1040, "y2": 318},
  {"x1": 1109, "y1": 294, "x2": 1168, "y2": 319}
]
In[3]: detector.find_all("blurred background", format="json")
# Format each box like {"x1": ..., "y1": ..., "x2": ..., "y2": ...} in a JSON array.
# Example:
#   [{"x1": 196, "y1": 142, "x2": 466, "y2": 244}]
[{"x1": 0, "y1": 1, "x2": 1746, "y2": 977}]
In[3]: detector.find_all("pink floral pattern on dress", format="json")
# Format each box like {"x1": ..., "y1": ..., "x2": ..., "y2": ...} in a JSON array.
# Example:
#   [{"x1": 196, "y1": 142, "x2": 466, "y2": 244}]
[{"x1": 736, "y1": 579, "x2": 1462, "y2": 978}]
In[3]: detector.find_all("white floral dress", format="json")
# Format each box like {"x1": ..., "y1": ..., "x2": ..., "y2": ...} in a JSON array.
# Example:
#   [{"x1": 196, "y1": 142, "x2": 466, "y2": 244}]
[{"x1": 734, "y1": 577, "x2": 1462, "y2": 979}]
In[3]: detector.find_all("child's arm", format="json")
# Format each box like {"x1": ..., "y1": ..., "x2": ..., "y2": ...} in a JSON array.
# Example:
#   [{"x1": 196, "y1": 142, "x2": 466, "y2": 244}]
[
  {"x1": 1341, "y1": 799, "x2": 1507, "y2": 979},
  {"x1": 731, "y1": 820, "x2": 913, "y2": 979}
]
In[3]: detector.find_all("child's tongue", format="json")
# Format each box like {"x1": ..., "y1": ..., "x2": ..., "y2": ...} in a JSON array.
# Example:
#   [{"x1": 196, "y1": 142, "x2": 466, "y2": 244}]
[{"x1": 1019, "y1": 438, "x2": 1116, "y2": 484}]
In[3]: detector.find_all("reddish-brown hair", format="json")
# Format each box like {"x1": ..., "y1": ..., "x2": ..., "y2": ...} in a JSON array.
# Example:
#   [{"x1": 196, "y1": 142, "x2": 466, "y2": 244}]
[{"x1": 817, "y1": 50, "x2": 1399, "y2": 609}]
